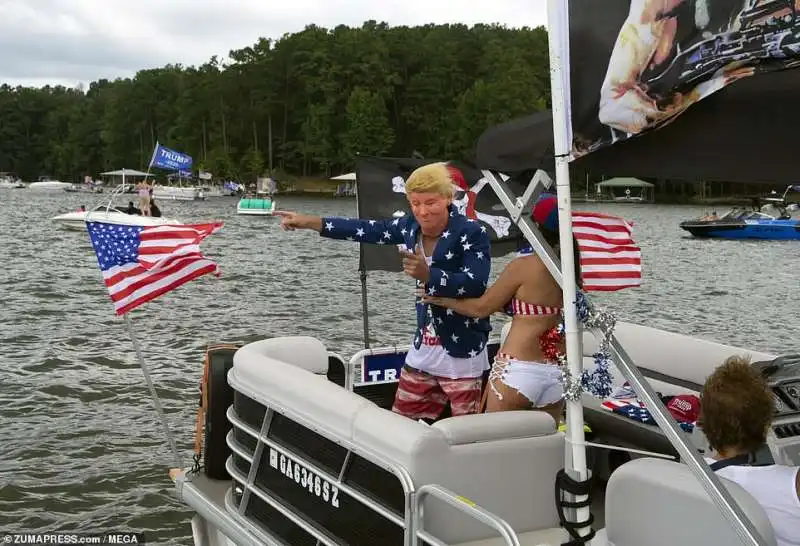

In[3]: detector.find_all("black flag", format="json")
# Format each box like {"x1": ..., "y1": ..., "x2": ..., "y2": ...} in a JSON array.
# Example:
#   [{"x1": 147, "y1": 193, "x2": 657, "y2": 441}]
[{"x1": 354, "y1": 156, "x2": 531, "y2": 272}]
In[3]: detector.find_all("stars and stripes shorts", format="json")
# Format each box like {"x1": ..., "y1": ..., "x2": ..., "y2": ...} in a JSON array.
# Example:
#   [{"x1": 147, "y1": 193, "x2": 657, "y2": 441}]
[{"x1": 391, "y1": 365, "x2": 483, "y2": 421}]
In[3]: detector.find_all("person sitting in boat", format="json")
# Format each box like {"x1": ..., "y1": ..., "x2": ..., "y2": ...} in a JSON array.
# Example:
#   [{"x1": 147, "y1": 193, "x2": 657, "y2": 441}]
[
  {"x1": 701, "y1": 355, "x2": 800, "y2": 546},
  {"x1": 150, "y1": 199, "x2": 161, "y2": 218},
  {"x1": 421, "y1": 194, "x2": 580, "y2": 424},
  {"x1": 125, "y1": 201, "x2": 140, "y2": 215},
  {"x1": 276, "y1": 162, "x2": 492, "y2": 422}
]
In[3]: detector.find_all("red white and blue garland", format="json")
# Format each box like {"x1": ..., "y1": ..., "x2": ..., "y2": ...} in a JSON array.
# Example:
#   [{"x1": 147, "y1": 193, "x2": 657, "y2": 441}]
[{"x1": 540, "y1": 290, "x2": 616, "y2": 402}]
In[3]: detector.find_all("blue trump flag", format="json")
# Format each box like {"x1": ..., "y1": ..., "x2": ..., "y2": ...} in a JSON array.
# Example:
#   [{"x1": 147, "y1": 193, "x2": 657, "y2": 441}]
[{"x1": 149, "y1": 142, "x2": 193, "y2": 171}]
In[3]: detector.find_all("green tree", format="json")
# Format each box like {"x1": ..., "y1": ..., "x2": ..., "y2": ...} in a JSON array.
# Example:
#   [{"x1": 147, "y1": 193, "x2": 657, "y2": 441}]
[
  {"x1": 342, "y1": 87, "x2": 394, "y2": 159},
  {"x1": 0, "y1": 21, "x2": 556, "y2": 182}
]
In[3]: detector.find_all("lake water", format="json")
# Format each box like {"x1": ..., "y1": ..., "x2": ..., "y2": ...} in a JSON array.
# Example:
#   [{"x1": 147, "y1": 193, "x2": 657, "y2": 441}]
[{"x1": 0, "y1": 189, "x2": 796, "y2": 544}]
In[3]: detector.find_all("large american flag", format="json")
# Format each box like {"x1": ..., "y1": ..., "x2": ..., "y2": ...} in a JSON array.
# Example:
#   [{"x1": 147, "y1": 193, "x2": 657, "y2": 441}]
[
  {"x1": 572, "y1": 212, "x2": 642, "y2": 292},
  {"x1": 87, "y1": 221, "x2": 223, "y2": 315}
]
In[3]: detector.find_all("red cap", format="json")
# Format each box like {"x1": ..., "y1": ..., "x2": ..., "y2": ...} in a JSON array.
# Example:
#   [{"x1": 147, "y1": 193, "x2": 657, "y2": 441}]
[
  {"x1": 531, "y1": 194, "x2": 559, "y2": 232},
  {"x1": 666, "y1": 394, "x2": 701, "y2": 423}
]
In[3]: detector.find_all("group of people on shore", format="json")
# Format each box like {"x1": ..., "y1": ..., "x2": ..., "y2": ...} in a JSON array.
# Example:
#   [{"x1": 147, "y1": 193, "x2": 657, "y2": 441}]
[{"x1": 275, "y1": 162, "x2": 799, "y2": 545}]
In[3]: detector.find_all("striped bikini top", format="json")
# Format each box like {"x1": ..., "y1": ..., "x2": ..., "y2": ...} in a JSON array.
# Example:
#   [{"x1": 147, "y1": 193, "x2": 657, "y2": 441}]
[
  {"x1": 503, "y1": 250, "x2": 562, "y2": 316},
  {"x1": 504, "y1": 299, "x2": 562, "y2": 316}
]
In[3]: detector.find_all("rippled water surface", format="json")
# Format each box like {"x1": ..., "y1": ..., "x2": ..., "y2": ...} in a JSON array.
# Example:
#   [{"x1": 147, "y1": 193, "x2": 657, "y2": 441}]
[{"x1": 0, "y1": 189, "x2": 797, "y2": 544}]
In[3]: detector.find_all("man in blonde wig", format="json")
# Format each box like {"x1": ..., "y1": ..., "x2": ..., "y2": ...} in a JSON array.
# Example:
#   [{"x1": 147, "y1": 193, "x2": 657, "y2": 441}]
[{"x1": 276, "y1": 162, "x2": 492, "y2": 421}]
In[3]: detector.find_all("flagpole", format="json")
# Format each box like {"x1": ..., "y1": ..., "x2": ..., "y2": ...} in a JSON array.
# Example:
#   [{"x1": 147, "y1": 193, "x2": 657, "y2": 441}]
[
  {"x1": 124, "y1": 313, "x2": 184, "y2": 470},
  {"x1": 144, "y1": 142, "x2": 159, "y2": 183},
  {"x1": 546, "y1": 0, "x2": 592, "y2": 538}
]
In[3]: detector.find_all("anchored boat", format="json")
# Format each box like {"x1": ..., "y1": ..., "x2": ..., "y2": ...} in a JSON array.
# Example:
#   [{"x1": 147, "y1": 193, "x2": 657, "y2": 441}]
[
  {"x1": 237, "y1": 195, "x2": 277, "y2": 216},
  {"x1": 680, "y1": 185, "x2": 800, "y2": 240},
  {"x1": 155, "y1": 2, "x2": 800, "y2": 546}
]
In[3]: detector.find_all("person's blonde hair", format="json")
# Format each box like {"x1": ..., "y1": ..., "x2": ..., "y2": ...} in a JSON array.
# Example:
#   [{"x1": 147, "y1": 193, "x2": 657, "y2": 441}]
[{"x1": 404, "y1": 162, "x2": 454, "y2": 198}]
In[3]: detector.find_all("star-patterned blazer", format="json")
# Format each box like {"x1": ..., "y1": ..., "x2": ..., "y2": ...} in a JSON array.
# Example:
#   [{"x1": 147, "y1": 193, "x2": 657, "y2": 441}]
[{"x1": 320, "y1": 205, "x2": 492, "y2": 359}]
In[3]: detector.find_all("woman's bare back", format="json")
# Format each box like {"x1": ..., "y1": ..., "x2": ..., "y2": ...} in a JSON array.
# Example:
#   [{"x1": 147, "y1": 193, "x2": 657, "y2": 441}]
[{"x1": 501, "y1": 255, "x2": 563, "y2": 362}]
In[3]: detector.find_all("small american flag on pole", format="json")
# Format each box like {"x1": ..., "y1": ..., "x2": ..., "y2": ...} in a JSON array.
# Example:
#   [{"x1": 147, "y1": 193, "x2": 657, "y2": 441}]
[
  {"x1": 87, "y1": 221, "x2": 223, "y2": 315},
  {"x1": 572, "y1": 212, "x2": 642, "y2": 292}
]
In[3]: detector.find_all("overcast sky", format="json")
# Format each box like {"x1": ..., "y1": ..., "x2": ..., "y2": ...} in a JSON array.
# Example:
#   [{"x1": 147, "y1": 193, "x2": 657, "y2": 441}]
[{"x1": 0, "y1": 0, "x2": 547, "y2": 88}]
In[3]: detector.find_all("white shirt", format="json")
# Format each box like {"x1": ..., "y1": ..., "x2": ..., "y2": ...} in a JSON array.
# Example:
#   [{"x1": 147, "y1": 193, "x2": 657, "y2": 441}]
[
  {"x1": 404, "y1": 253, "x2": 489, "y2": 379},
  {"x1": 707, "y1": 457, "x2": 800, "y2": 546}
]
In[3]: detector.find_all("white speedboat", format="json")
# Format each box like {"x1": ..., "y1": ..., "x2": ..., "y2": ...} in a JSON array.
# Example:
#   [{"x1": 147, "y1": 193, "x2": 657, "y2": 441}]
[
  {"x1": 28, "y1": 176, "x2": 71, "y2": 190},
  {"x1": 64, "y1": 183, "x2": 104, "y2": 194},
  {"x1": 52, "y1": 205, "x2": 182, "y2": 231},
  {"x1": 153, "y1": 184, "x2": 205, "y2": 201}
]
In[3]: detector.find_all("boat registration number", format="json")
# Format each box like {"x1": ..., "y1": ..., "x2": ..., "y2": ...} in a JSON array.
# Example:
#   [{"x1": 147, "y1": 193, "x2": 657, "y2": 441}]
[{"x1": 269, "y1": 447, "x2": 340, "y2": 508}]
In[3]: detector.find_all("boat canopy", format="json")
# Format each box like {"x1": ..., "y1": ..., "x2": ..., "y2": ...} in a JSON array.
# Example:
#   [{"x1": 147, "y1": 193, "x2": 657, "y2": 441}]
[
  {"x1": 101, "y1": 169, "x2": 150, "y2": 177},
  {"x1": 596, "y1": 178, "x2": 654, "y2": 188}
]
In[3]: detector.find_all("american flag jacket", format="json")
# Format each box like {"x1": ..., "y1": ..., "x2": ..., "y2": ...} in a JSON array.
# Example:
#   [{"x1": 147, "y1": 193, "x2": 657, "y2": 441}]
[{"x1": 320, "y1": 205, "x2": 492, "y2": 359}]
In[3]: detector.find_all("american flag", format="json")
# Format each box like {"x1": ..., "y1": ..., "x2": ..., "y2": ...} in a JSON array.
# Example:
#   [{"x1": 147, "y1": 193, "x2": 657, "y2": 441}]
[
  {"x1": 572, "y1": 212, "x2": 642, "y2": 292},
  {"x1": 87, "y1": 221, "x2": 223, "y2": 315}
]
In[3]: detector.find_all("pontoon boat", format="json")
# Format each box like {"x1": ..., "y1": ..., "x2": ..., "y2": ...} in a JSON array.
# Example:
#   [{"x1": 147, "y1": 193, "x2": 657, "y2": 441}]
[
  {"x1": 143, "y1": 2, "x2": 800, "y2": 545},
  {"x1": 236, "y1": 196, "x2": 276, "y2": 216}
]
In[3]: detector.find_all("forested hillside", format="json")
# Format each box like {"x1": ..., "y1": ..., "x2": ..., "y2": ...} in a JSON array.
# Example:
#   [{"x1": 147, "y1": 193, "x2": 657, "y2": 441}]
[{"x1": 0, "y1": 21, "x2": 550, "y2": 182}]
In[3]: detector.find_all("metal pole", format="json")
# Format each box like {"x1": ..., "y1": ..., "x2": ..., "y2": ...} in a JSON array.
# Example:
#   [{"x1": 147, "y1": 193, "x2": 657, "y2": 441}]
[
  {"x1": 544, "y1": 1, "x2": 765, "y2": 542},
  {"x1": 546, "y1": 0, "x2": 591, "y2": 537},
  {"x1": 359, "y1": 267, "x2": 371, "y2": 349},
  {"x1": 124, "y1": 314, "x2": 184, "y2": 469}
]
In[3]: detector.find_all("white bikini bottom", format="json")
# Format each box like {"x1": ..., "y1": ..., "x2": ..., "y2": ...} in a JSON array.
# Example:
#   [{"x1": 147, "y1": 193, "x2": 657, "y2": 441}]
[{"x1": 488, "y1": 352, "x2": 563, "y2": 407}]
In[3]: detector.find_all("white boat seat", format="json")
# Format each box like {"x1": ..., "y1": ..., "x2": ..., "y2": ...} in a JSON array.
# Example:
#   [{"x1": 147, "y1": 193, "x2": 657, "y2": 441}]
[
  {"x1": 231, "y1": 339, "x2": 566, "y2": 545},
  {"x1": 236, "y1": 335, "x2": 328, "y2": 374},
  {"x1": 604, "y1": 458, "x2": 777, "y2": 546},
  {"x1": 582, "y1": 321, "x2": 774, "y2": 387}
]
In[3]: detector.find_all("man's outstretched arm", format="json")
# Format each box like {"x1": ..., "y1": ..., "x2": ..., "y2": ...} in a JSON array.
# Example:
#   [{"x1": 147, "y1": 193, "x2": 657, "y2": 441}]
[{"x1": 276, "y1": 210, "x2": 405, "y2": 245}]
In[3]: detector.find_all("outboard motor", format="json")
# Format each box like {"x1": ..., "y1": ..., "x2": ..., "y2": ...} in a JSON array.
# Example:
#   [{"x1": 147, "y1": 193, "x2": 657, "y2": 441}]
[
  {"x1": 751, "y1": 354, "x2": 800, "y2": 465},
  {"x1": 194, "y1": 344, "x2": 238, "y2": 480}
]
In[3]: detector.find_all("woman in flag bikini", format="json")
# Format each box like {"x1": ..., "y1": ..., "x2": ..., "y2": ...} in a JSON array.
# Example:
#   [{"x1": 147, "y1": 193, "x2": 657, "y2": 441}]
[
  {"x1": 136, "y1": 180, "x2": 152, "y2": 217},
  {"x1": 421, "y1": 195, "x2": 581, "y2": 423}
]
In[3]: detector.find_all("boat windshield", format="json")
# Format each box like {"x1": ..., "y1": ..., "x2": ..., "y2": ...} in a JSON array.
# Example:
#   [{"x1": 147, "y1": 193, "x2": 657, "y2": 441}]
[
  {"x1": 743, "y1": 212, "x2": 774, "y2": 220},
  {"x1": 91, "y1": 205, "x2": 127, "y2": 214}
]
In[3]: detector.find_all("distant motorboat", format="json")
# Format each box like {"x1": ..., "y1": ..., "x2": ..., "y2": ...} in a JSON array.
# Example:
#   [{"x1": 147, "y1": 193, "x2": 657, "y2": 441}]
[
  {"x1": 679, "y1": 209, "x2": 800, "y2": 240},
  {"x1": 0, "y1": 172, "x2": 25, "y2": 189},
  {"x1": 680, "y1": 185, "x2": 800, "y2": 240},
  {"x1": 153, "y1": 184, "x2": 205, "y2": 201},
  {"x1": 28, "y1": 176, "x2": 70, "y2": 190},
  {"x1": 64, "y1": 183, "x2": 104, "y2": 194},
  {"x1": 237, "y1": 195, "x2": 276, "y2": 216},
  {"x1": 52, "y1": 205, "x2": 182, "y2": 231}
]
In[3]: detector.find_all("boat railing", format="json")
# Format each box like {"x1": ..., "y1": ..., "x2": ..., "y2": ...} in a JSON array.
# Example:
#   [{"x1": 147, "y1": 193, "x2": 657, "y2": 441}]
[
  {"x1": 482, "y1": 167, "x2": 768, "y2": 546},
  {"x1": 413, "y1": 484, "x2": 521, "y2": 546},
  {"x1": 224, "y1": 365, "x2": 538, "y2": 546},
  {"x1": 224, "y1": 386, "x2": 419, "y2": 545}
]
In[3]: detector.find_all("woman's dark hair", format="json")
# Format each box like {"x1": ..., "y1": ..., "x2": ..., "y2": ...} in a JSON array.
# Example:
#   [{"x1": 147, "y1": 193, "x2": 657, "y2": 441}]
[{"x1": 540, "y1": 225, "x2": 583, "y2": 288}]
